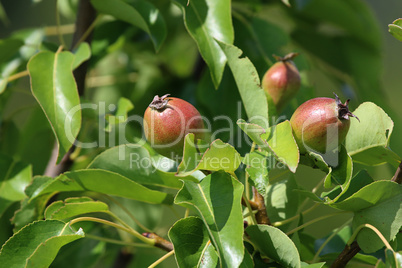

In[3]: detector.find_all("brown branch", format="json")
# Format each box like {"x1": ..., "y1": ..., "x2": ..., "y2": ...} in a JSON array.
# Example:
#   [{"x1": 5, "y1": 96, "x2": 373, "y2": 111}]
[
  {"x1": 253, "y1": 187, "x2": 271, "y2": 225},
  {"x1": 391, "y1": 161, "x2": 402, "y2": 184},
  {"x1": 330, "y1": 241, "x2": 361, "y2": 268},
  {"x1": 142, "y1": 233, "x2": 174, "y2": 252},
  {"x1": 242, "y1": 196, "x2": 259, "y2": 210},
  {"x1": 44, "y1": 0, "x2": 96, "y2": 177},
  {"x1": 331, "y1": 160, "x2": 402, "y2": 267}
]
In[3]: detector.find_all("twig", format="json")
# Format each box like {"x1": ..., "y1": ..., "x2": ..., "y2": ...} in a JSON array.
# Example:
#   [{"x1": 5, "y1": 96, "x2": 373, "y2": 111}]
[
  {"x1": 330, "y1": 241, "x2": 361, "y2": 268},
  {"x1": 253, "y1": 187, "x2": 271, "y2": 225},
  {"x1": 391, "y1": 161, "x2": 402, "y2": 184},
  {"x1": 44, "y1": 0, "x2": 96, "y2": 177},
  {"x1": 142, "y1": 233, "x2": 174, "y2": 252},
  {"x1": 241, "y1": 196, "x2": 259, "y2": 210}
]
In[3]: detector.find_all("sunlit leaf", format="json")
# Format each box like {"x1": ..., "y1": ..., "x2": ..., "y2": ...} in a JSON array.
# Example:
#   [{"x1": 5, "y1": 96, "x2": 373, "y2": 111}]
[
  {"x1": 45, "y1": 197, "x2": 109, "y2": 221},
  {"x1": 238, "y1": 120, "x2": 299, "y2": 172},
  {"x1": 169, "y1": 216, "x2": 217, "y2": 268},
  {"x1": 345, "y1": 102, "x2": 399, "y2": 166},
  {"x1": 72, "y1": 42, "x2": 91, "y2": 69},
  {"x1": 246, "y1": 224, "x2": 301, "y2": 268},
  {"x1": 0, "y1": 220, "x2": 84, "y2": 267},
  {"x1": 104, "y1": 97, "x2": 134, "y2": 132},
  {"x1": 218, "y1": 41, "x2": 269, "y2": 129},
  {"x1": 389, "y1": 18, "x2": 402, "y2": 42},
  {"x1": 175, "y1": 171, "x2": 244, "y2": 268},
  {"x1": 177, "y1": 137, "x2": 241, "y2": 177},
  {"x1": 26, "y1": 170, "x2": 173, "y2": 205},
  {"x1": 0, "y1": 154, "x2": 32, "y2": 217},
  {"x1": 88, "y1": 144, "x2": 187, "y2": 188},
  {"x1": 173, "y1": 0, "x2": 234, "y2": 87},
  {"x1": 243, "y1": 151, "x2": 269, "y2": 196},
  {"x1": 28, "y1": 50, "x2": 81, "y2": 163},
  {"x1": 352, "y1": 186, "x2": 402, "y2": 253}
]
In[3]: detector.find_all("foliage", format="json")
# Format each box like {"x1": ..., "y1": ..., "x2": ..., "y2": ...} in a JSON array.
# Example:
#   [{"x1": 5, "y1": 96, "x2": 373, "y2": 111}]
[{"x1": 0, "y1": 0, "x2": 401, "y2": 267}]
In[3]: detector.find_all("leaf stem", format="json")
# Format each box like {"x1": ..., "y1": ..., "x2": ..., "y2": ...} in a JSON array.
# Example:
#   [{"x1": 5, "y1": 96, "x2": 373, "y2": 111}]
[
  {"x1": 55, "y1": 0, "x2": 67, "y2": 48},
  {"x1": 85, "y1": 233, "x2": 153, "y2": 248},
  {"x1": 242, "y1": 192, "x2": 258, "y2": 226},
  {"x1": 148, "y1": 250, "x2": 175, "y2": 268},
  {"x1": 7, "y1": 70, "x2": 29, "y2": 82},
  {"x1": 69, "y1": 217, "x2": 154, "y2": 246},
  {"x1": 245, "y1": 142, "x2": 256, "y2": 200},
  {"x1": 231, "y1": 171, "x2": 258, "y2": 225},
  {"x1": 286, "y1": 211, "x2": 349, "y2": 235},
  {"x1": 347, "y1": 224, "x2": 393, "y2": 251},
  {"x1": 103, "y1": 195, "x2": 152, "y2": 233},
  {"x1": 72, "y1": 14, "x2": 102, "y2": 51}
]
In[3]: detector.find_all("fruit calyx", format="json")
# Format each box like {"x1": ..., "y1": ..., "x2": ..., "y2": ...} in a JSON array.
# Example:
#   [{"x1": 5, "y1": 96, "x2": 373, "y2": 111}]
[
  {"x1": 273, "y1": 52, "x2": 299, "y2": 62},
  {"x1": 149, "y1": 94, "x2": 170, "y2": 110},
  {"x1": 334, "y1": 93, "x2": 360, "y2": 122}
]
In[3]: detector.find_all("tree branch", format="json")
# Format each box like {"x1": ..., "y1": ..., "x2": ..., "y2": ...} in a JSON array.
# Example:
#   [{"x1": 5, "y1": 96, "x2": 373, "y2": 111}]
[
  {"x1": 142, "y1": 233, "x2": 174, "y2": 252},
  {"x1": 44, "y1": 0, "x2": 96, "y2": 177},
  {"x1": 330, "y1": 241, "x2": 361, "y2": 268},
  {"x1": 253, "y1": 187, "x2": 271, "y2": 225},
  {"x1": 391, "y1": 161, "x2": 402, "y2": 184}
]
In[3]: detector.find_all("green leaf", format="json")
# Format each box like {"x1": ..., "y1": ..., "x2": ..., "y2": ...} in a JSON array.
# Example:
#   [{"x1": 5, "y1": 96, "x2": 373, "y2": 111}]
[
  {"x1": 91, "y1": 0, "x2": 166, "y2": 51},
  {"x1": 345, "y1": 102, "x2": 399, "y2": 166},
  {"x1": 175, "y1": 171, "x2": 244, "y2": 268},
  {"x1": 243, "y1": 152, "x2": 269, "y2": 196},
  {"x1": 104, "y1": 97, "x2": 134, "y2": 132},
  {"x1": 329, "y1": 180, "x2": 402, "y2": 212},
  {"x1": 27, "y1": 169, "x2": 173, "y2": 205},
  {"x1": 88, "y1": 144, "x2": 186, "y2": 188},
  {"x1": 0, "y1": 38, "x2": 23, "y2": 64},
  {"x1": 72, "y1": 42, "x2": 91, "y2": 69},
  {"x1": 0, "y1": 154, "x2": 32, "y2": 217},
  {"x1": 0, "y1": 220, "x2": 84, "y2": 268},
  {"x1": 385, "y1": 250, "x2": 402, "y2": 268},
  {"x1": 306, "y1": 145, "x2": 352, "y2": 189},
  {"x1": 177, "y1": 138, "x2": 241, "y2": 177},
  {"x1": 389, "y1": 19, "x2": 402, "y2": 42},
  {"x1": 353, "y1": 190, "x2": 402, "y2": 253},
  {"x1": 301, "y1": 263, "x2": 325, "y2": 268},
  {"x1": 246, "y1": 225, "x2": 301, "y2": 268},
  {"x1": 237, "y1": 120, "x2": 299, "y2": 172},
  {"x1": 173, "y1": 0, "x2": 234, "y2": 87},
  {"x1": 218, "y1": 41, "x2": 269, "y2": 129},
  {"x1": 28, "y1": 50, "x2": 81, "y2": 163},
  {"x1": 12, "y1": 194, "x2": 54, "y2": 232},
  {"x1": 45, "y1": 197, "x2": 109, "y2": 221},
  {"x1": 323, "y1": 170, "x2": 374, "y2": 204},
  {"x1": 265, "y1": 175, "x2": 300, "y2": 226},
  {"x1": 169, "y1": 216, "x2": 217, "y2": 268}
]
